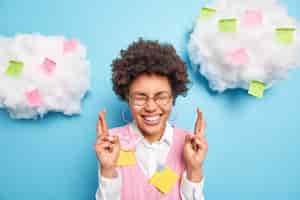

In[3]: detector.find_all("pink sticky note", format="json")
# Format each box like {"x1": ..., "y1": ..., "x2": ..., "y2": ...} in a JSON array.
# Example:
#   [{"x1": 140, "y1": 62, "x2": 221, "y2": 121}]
[
  {"x1": 40, "y1": 57, "x2": 56, "y2": 75},
  {"x1": 63, "y1": 39, "x2": 78, "y2": 54},
  {"x1": 25, "y1": 89, "x2": 43, "y2": 107},
  {"x1": 242, "y1": 10, "x2": 262, "y2": 27},
  {"x1": 227, "y1": 48, "x2": 249, "y2": 66}
]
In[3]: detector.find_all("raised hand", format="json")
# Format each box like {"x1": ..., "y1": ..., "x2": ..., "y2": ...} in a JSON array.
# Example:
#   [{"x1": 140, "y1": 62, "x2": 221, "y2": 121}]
[
  {"x1": 183, "y1": 108, "x2": 208, "y2": 182},
  {"x1": 94, "y1": 110, "x2": 120, "y2": 178}
]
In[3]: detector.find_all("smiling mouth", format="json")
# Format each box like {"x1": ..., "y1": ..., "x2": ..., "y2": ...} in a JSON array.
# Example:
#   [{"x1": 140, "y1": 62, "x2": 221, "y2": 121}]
[{"x1": 141, "y1": 115, "x2": 162, "y2": 126}]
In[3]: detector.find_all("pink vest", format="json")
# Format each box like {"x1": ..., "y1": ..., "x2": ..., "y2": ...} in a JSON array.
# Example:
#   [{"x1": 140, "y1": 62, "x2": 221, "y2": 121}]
[{"x1": 109, "y1": 124, "x2": 191, "y2": 200}]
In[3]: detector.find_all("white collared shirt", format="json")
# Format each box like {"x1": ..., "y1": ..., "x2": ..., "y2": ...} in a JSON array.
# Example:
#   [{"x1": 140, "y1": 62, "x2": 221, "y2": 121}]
[{"x1": 96, "y1": 122, "x2": 205, "y2": 200}]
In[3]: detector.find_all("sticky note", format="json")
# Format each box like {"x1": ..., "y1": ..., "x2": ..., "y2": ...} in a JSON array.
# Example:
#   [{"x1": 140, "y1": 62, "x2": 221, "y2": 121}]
[
  {"x1": 198, "y1": 7, "x2": 216, "y2": 20},
  {"x1": 149, "y1": 166, "x2": 179, "y2": 194},
  {"x1": 228, "y1": 48, "x2": 249, "y2": 65},
  {"x1": 40, "y1": 57, "x2": 56, "y2": 75},
  {"x1": 63, "y1": 39, "x2": 78, "y2": 54},
  {"x1": 242, "y1": 10, "x2": 262, "y2": 27},
  {"x1": 25, "y1": 89, "x2": 43, "y2": 107},
  {"x1": 219, "y1": 18, "x2": 237, "y2": 32},
  {"x1": 248, "y1": 80, "x2": 265, "y2": 98},
  {"x1": 5, "y1": 60, "x2": 24, "y2": 77},
  {"x1": 116, "y1": 150, "x2": 136, "y2": 166},
  {"x1": 276, "y1": 28, "x2": 296, "y2": 45}
]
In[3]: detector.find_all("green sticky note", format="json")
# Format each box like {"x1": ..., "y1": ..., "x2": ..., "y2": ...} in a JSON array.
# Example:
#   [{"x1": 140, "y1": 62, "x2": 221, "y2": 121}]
[
  {"x1": 219, "y1": 18, "x2": 237, "y2": 32},
  {"x1": 198, "y1": 7, "x2": 216, "y2": 20},
  {"x1": 248, "y1": 80, "x2": 265, "y2": 98},
  {"x1": 5, "y1": 60, "x2": 24, "y2": 77},
  {"x1": 276, "y1": 28, "x2": 296, "y2": 45}
]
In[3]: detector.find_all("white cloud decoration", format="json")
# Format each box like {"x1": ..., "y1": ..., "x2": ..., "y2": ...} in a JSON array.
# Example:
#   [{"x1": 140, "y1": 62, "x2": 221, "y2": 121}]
[
  {"x1": 0, "y1": 34, "x2": 90, "y2": 119},
  {"x1": 188, "y1": 0, "x2": 300, "y2": 96}
]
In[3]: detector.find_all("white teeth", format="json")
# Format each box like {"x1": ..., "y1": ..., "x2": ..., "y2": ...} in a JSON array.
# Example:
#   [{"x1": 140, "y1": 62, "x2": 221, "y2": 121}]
[{"x1": 144, "y1": 116, "x2": 159, "y2": 121}]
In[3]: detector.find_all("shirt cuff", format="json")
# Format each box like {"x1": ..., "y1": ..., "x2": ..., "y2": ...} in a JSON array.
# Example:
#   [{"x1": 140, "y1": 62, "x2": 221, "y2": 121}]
[
  {"x1": 97, "y1": 167, "x2": 122, "y2": 200},
  {"x1": 181, "y1": 171, "x2": 205, "y2": 200}
]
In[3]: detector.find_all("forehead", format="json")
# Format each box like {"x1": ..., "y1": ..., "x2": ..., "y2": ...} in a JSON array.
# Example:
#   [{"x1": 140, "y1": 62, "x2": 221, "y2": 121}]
[{"x1": 129, "y1": 74, "x2": 171, "y2": 95}]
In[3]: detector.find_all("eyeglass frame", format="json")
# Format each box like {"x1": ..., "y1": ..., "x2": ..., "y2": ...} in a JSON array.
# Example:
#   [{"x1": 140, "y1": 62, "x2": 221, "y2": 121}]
[{"x1": 127, "y1": 91, "x2": 173, "y2": 107}]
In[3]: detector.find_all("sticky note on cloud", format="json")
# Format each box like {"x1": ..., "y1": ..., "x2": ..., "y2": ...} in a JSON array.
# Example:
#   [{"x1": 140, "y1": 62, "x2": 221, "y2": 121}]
[
  {"x1": 25, "y1": 89, "x2": 43, "y2": 107},
  {"x1": 198, "y1": 7, "x2": 216, "y2": 20},
  {"x1": 242, "y1": 10, "x2": 262, "y2": 27},
  {"x1": 6, "y1": 60, "x2": 24, "y2": 77},
  {"x1": 63, "y1": 39, "x2": 78, "y2": 54},
  {"x1": 40, "y1": 57, "x2": 56, "y2": 75},
  {"x1": 227, "y1": 48, "x2": 249, "y2": 66},
  {"x1": 219, "y1": 18, "x2": 237, "y2": 32},
  {"x1": 0, "y1": 34, "x2": 90, "y2": 119},
  {"x1": 248, "y1": 80, "x2": 265, "y2": 98},
  {"x1": 276, "y1": 28, "x2": 296, "y2": 44}
]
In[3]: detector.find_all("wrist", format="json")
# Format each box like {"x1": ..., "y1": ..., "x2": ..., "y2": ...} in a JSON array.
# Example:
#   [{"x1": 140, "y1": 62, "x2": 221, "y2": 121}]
[
  {"x1": 101, "y1": 166, "x2": 117, "y2": 178},
  {"x1": 186, "y1": 166, "x2": 203, "y2": 182}
]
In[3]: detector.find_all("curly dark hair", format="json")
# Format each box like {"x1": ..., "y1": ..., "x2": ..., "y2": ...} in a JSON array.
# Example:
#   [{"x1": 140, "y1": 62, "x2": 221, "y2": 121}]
[{"x1": 111, "y1": 38, "x2": 190, "y2": 104}]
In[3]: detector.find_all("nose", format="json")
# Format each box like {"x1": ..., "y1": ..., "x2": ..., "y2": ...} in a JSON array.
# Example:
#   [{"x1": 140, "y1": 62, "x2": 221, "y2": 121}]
[{"x1": 144, "y1": 98, "x2": 158, "y2": 112}]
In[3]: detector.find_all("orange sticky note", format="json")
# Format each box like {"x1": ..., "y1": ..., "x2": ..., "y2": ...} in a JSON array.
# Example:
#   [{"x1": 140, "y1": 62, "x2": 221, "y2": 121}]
[
  {"x1": 116, "y1": 150, "x2": 136, "y2": 166},
  {"x1": 242, "y1": 10, "x2": 262, "y2": 27},
  {"x1": 63, "y1": 39, "x2": 78, "y2": 54},
  {"x1": 227, "y1": 48, "x2": 249, "y2": 65},
  {"x1": 40, "y1": 57, "x2": 56, "y2": 75},
  {"x1": 25, "y1": 89, "x2": 43, "y2": 107},
  {"x1": 149, "y1": 166, "x2": 179, "y2": 194}
]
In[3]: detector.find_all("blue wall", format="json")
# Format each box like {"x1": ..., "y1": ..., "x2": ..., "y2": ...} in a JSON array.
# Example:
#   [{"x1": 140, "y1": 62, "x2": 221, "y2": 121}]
[{"x1": 0, "y1": 0, "x2": 300, "y2": 199}]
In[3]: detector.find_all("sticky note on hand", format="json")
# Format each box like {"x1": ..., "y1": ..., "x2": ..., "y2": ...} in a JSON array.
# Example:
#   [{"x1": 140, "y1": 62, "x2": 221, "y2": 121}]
[
  {"x1": 276, "y1": 28, "x2": 296, "y2": 45},
  {"x1": 219, "y1": 18, "x2": 237, "y2": 32},
  {"x1": 198, "y1": 7, "x2": 216, "y2": 20},
  {"x1": 242, "y1": 10, "x2": 262, "y2": 27},
  {"x1": 117, "y1": 150, "x2": 136, "y2": 166},
  {"x1": 25, "y1": 89, "x2": 43, "y2": 107},
  {"x1": 248, "y1": 80, "x2": 265, "y2": 98},
  {"x1": 5, "y1": 60, "x2": 24, "y2": 77},
  {"x1": 40, "y1": 57, "x2": 56, "y2": 75},
  {"x1": 149, "y1": 166, "x2": 179, "y2": 194}
]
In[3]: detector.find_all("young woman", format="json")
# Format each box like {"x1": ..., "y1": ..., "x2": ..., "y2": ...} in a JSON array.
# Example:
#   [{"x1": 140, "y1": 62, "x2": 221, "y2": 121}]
[{"x1": 95, "y1": 39, "x2": 208, "y2": 200}]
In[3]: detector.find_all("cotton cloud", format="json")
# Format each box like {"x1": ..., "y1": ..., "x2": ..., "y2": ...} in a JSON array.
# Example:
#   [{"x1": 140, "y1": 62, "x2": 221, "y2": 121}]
[
  {"x1": 0, "y1": 34, "x2": 90, "y2": 119},
  {"x1": 188, "y1": 0, "x2": 300, "y2": 93}
]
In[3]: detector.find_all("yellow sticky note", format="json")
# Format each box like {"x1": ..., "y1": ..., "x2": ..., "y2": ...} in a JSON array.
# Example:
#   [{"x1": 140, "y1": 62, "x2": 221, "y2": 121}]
[
  {"x1": 116, "y1": 150, "x2": 136, "y2": 166},
  {"x1": 198, "y1": 7, "x2": 216, "y2": 20},
  {"x1": 5, "y1": 60, "x2": 24, "y2": 77},
  {"x1": 149, "y1": 166, "x2": 179, "y2": 194},
  {"x1": 248, "y1": 80, "x2": 265, "y2": 98},
  {"x1": 276, "y1": 28, "x2": 296, "y2": 44},
  {"x1": 219, "y1": 18, "x2": 237, "y2": 32}
]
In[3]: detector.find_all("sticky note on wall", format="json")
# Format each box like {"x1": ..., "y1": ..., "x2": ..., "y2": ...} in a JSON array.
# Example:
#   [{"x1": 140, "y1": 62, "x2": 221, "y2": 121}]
[
  {"x1": 248, "y1": 80, "x2": 265, "y2": 98},
  {"x1": 219, "y1": 18, "x2": 237, "y2": 32},
  {"x1": 198, "y1": 7, "x2": 216, "y2": 20},
  {"x1": 276, "y1": 28, "x2": 296, "y2": 44},
  {"x1": 5, "y1": 60, "x2": 24, "y2": 77}
]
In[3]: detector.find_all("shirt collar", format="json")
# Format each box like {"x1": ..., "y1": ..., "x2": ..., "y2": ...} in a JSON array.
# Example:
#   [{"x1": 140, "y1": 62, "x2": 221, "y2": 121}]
[{"x1": 129, "y1": 121, "x2": 173, "y2": 146}]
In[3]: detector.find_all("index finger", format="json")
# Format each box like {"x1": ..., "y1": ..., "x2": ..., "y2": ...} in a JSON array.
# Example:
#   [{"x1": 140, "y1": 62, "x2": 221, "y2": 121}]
[{"x1": 194, "y1": 108, "x2": 206, "y2": 137}]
